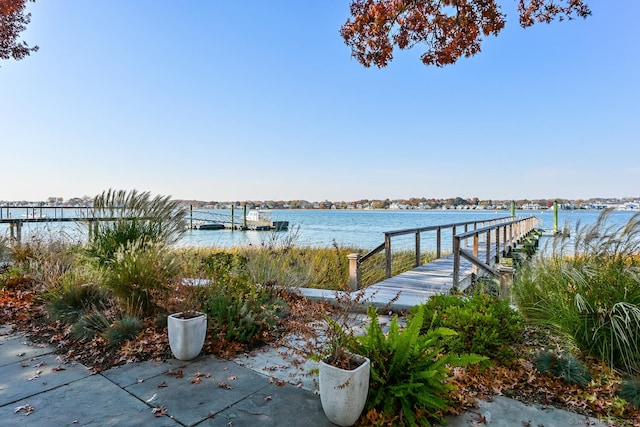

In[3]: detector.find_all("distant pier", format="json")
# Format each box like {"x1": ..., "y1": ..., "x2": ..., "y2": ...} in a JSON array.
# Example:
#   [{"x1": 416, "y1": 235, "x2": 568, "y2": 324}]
[
  {"x1": 188, "y1": 206, "x2": 288, "y2": 231},
  {"x1": 1, "y1": 205, "x2": 289, "y2": 244}
]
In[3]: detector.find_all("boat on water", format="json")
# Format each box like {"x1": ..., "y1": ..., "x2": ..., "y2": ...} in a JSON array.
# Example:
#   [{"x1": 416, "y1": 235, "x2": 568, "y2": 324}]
[{"x1": 242, "y1": 209, "x2": 289, "y2": 231}]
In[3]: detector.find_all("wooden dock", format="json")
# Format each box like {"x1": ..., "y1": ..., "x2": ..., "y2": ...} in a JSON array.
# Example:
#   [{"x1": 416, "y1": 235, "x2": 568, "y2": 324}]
[
  {"x1": 299, "y1": 216, "x2": 541, "y2": 311},
  {"x1": 298, "y1": 250, "x2": 490, "y2": 312}
]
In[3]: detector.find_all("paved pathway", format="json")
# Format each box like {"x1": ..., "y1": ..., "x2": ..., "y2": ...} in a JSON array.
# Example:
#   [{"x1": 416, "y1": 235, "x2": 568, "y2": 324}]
[{"x1": 0, "y1": 325, "x2": 613, "y2": 427}]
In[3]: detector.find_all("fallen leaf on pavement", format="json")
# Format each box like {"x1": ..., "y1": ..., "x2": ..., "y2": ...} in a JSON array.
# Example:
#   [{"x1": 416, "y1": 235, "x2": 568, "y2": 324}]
[
  {"x1": 152, "y1": 405, "x2": 167, "y2": 417},
  {"x1": 166, "y1": 369, "x2": 183, "y2": 378},
  {"x1": 14, "y1": 404, "x2": 35, "y2": 416}
]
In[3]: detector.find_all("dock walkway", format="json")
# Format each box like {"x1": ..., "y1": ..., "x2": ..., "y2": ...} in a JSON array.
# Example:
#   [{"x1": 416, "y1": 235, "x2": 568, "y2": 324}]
[
  {"x1": 299, "y1": 246, "x2": 495, "y2": 312},
  {"x1": 300, "y1": 215, "x2": 542, "y2": 311}
]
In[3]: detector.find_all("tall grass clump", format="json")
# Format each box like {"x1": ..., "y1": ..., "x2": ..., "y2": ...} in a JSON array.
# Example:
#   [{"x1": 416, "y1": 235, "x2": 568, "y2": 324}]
[
  {"x1": 3, "y1": 230, "x2": 83, "y2": 294},
  {"x1": 84, "y1": 189, "x2": 188, "y2": 266},
  {"x1": 243, "y1": 231, "x2": 354, "y2": 290},
  {"x1": 0, "y1": 236, "x2": 11, "y2": 264},
  {"x1": 82, "y1": 190, "x2": 187, "y2": 316},
  {"x1": 101, "y1": 240, "x2": 180, "y2": 316},
  {"x1": 513, "y1": 209, "x2": 640, "y2": 375}
]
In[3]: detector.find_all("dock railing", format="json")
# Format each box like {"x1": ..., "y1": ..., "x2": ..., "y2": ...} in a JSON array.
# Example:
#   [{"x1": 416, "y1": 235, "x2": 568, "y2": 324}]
[
  {"x1": 452, "y1": 216, "x2": 539, "y2": 290},
  {"x1": 348, "y1": 216, "x2": 518, "y2": 290}
]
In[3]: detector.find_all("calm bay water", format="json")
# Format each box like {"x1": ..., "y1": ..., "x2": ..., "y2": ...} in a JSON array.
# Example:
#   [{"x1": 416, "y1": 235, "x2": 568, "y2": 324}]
[{"x1": 2, "y1": 208, "x2": 638, "y2": 252}]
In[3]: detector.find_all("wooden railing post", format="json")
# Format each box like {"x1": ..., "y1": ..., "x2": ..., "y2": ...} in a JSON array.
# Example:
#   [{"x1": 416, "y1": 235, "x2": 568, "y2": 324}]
[
  {"x1": 495, "y1": 226, "x2": 501, "y2": 263},
  {"x1": 472, "y1": 233, "x2": 479, "y2": 276},
  {"x1": 385, "y1": 233, "x2": 392, "y2": 279},
  {"x1": 453, "y1": 236, "x2": 461, "y2": 291},
  {"x1": 415, "y1": 231, "x2": 421, "y2": 267},
  {"x1": 348, "y1": 253, "x2": 361, "y2": 291},
  {"x1": 436, "y1": 227, "x2": 441, "y2": 259},
  {"x1": 485, "y1": 230, "x2": 491, "y2": 266},
  {"x1": 502, "y1": 226, "x2": 507, "y2": 256},
  {"x1": 15, "y1": 221, "x2": 22, "y2": 244},
  {"x1": 509, "y1": 223, "x2": 513, "y2": 249}
]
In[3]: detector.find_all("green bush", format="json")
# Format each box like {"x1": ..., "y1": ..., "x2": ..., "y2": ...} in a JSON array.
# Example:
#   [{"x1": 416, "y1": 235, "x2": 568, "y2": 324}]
[
  {"x1": 204, "y1": 285, "x2": 286, "y2": 345},
  {"x1": 201, "y1": 251, "x2": 248, "y2": 284},
  {"x1": 513, "y1": 209, "x2": 640, "y2": 375},
  {"x1": 416, "y1": 293, "x2": 524, "y2": 365},
  {"x1": 352, "y1": 306, "x2": 486, "y2": 427}
]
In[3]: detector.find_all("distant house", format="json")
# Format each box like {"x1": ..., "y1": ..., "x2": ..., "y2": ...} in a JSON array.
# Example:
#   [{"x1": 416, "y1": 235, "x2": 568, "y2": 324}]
[{"x1": 521, "y1": 203, "x2": 541, "y2": 210}]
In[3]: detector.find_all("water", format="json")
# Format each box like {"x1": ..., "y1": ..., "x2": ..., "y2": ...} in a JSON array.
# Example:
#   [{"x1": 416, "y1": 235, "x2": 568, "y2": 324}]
[{"x1": 1, "y1": 208, "x2": 638, "y2": 251}]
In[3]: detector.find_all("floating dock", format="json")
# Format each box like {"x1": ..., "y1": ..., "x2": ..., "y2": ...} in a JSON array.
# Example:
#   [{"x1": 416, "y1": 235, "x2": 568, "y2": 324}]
[{"x1": 189, "y1": 208, "x2": 288, "y2": 231}]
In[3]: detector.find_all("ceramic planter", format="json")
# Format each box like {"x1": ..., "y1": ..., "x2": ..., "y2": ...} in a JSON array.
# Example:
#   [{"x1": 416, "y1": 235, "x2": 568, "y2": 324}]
[
  {"x1": 319, "y1": 354, "x2": 370, "y2": 426},
  {"x1": 167, "y1": 312, "x2": 207, "y2": 361}
]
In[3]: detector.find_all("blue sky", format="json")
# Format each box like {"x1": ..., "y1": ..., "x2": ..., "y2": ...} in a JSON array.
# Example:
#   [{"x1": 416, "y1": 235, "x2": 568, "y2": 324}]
[{"x1": 1, "y1": 1, "x2": 638, "y2": 203}]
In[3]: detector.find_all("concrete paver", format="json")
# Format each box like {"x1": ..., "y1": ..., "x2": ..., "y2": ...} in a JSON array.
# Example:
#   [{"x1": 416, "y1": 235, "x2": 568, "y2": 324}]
[
  {"x1": 0, "y1": 326, "x2": 617, "y2": 427},
  {"x1": 2, "y1": 374, "x2": 179, "y2": 427},
  {"x1": 124, "y1": 358, "x2": 269, "y2": 427},
  {"x1": 440, "y1": 395, "x2": 609, "y2": 427},
  {"x1": 0, "y1": 353, "x2": 91, "y2": 407}
]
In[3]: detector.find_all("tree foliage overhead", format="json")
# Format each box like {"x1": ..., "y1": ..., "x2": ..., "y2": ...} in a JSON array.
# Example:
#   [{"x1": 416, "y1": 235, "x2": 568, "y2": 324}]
[
  {"x1": 340, "y1": 0, "x2": 591, "y2": 68},
  {"x1": 1, "y1": 0, "x2": 591, "y2": 68},
  {"x1": 0, "y1": 0, "x2": 37, "y2": 62}
]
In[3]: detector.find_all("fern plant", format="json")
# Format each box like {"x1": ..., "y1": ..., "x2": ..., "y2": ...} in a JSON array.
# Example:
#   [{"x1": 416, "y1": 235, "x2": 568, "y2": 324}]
[{"x1": 351, "y1": 305, "x2": 486, "y2": 427}]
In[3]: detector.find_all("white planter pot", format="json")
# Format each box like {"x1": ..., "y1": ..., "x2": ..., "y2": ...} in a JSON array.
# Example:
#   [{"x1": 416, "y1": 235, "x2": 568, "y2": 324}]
[
  {"x1": 319, "y1": 354, "x2": 370, "y2": 426},
  {"x1": 167, "y1": 312, "x2": 207, "y2": 361}
]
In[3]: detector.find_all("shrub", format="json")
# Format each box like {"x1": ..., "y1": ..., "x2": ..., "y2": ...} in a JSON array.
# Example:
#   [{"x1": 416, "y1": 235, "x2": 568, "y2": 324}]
[
  {"x1": 201, "y1": 251, "x2": 248, "y2": 283},
  {"x1": 46, "y1": 281, "x2": 111, "y2": 324},
  {"x1": 513, "y1": 209, "x2": 640, "y2": 375},
  {"x1": 352, "y1": 306, "x2": 486, "y2": 427},
  {"x1": 416, "y1": 293, "x2": 524, "y2": 365},
  {"x1": 204, "y1": 284, "x2": 286, "y2": 345},
  {"x1": 71, "y1": 311, "x2": 111, "y2": 340},
  {"x1": 7, "y1": 232, "x2": 81, "y2": 290},
  {"x1": 619, "y1": 378, "x2": 640, "y2": 409},
  {"x1": 103, "y1": 316, "x2": 143, "y2": 348},
  {"x1": 0, "y1": 236, "x2": 10, "y2": 263},
  {"x1": 71, "y1": 312, "x2": 142, "y2": 348},
  {"x1": 533, "y1": 351, "x2": 592, "y2": 387}
]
